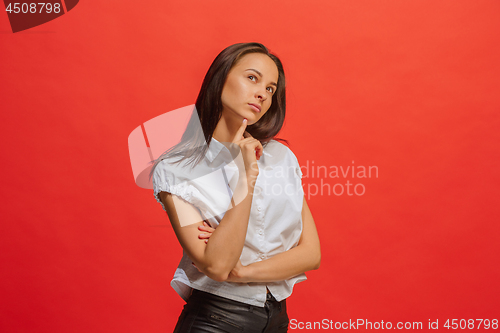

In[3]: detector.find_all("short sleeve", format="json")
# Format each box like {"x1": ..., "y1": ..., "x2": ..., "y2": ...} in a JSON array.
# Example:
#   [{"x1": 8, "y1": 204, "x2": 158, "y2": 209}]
[
  {"x1": 287, "y1": 148, "x2": 303, "y2": 179},
  {"x1": 295, "y1": 161, "x2": 303, "y2": 179},
  {"x1": 152, "y1": 159, "x2": 204, "y2": 212}
]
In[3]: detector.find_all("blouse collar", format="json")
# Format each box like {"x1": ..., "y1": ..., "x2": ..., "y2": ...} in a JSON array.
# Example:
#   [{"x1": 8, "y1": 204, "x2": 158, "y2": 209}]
[
  {"x1": 205, "y1": 136, "x2": 273, "y2": 163},
  {"x1": 205, "y1": 137, "x2": 229, "y2": 163}
]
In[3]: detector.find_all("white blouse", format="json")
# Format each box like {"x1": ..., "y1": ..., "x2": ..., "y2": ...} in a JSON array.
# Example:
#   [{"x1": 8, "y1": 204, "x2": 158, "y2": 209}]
[{"x1": 152, "y1": 137, "x2": 306, "y2": 307}]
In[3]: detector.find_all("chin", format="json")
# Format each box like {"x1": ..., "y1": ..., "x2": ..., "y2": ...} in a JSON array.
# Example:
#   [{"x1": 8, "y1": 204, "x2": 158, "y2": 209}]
[
  {"x1": 247, "y1": 115, "x2": 261, "y2": 125},
  {"x1": 238, "y1": 113, "x2": 258, "y2": 124}
]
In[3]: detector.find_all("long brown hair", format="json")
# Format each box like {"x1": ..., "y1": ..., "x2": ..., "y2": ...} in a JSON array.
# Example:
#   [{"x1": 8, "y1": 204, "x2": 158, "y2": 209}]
[{"x1": 149, "y1": 42, "x2": 288, "y2": 179}]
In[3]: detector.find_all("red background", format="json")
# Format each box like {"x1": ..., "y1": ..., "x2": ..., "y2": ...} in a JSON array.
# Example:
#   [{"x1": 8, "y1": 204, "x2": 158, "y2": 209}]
[{"x1": 1, "y1": 0, "x2": 499, "y2": 331}]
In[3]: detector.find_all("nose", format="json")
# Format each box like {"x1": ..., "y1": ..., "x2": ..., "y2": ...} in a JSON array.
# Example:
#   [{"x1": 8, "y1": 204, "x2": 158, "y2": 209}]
[{"x1": 255, "y1": 85, "x2": 268, "y2": 102}]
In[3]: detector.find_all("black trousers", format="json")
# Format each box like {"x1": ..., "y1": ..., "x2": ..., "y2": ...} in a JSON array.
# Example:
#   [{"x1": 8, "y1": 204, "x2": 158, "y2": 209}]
[{"x1": 173, "y1": 289, "x2": 289, "y2": 332}]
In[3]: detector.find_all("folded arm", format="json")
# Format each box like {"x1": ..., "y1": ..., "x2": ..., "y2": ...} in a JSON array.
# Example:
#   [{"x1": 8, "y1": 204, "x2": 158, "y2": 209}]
[
  {"x1": 226, "y1": 197, "x2": 321, "y2": 283},
  {"x1": 159, "y1": 174, "x2": 254, "y2": 282}
]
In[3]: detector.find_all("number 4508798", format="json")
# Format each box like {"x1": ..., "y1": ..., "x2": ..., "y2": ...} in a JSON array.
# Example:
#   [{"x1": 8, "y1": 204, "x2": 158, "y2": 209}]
[
  {"x1": 5, "y1": 3, "x2": 62, "y2": 14},
  {"x1": 443, "y1": 319, "x2": 498, "y2": 330}
]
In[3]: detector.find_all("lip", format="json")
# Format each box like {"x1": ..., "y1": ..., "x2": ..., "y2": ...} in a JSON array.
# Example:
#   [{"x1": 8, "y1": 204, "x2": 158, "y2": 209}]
[{"x1": 248, "y1": 103, "x2": 261, "y2": 112}]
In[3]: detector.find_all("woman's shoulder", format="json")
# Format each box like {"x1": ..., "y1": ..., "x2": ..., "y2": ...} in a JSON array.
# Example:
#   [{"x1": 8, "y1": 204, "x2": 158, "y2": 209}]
[
  {"x1": 154, "y1": 156, "x2": 186, "y2": 174},
  {"x1": 266, "y1": 139, "x2": 299, "y2": 160},
  {"x1": 264, "y1": 139, "x2": 302, "y2": 179},
  {"x1": 152, "y1": 154, "x2": 207, "y2": 183}
]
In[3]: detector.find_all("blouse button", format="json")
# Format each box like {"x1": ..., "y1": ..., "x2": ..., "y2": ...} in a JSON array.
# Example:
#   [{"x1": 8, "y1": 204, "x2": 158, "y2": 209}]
[
  {"x1": 257, "y1": 206, "x2": 262, "y2": 211},
  {"x1": 259, "y1": 229, "x2": 263, "y2": 235}
]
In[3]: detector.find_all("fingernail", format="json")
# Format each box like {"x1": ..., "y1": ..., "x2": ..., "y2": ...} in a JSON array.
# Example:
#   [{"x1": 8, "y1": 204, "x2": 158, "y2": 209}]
[{"x1": 243, "y1": 118, "x2": 247, "y2": 123}]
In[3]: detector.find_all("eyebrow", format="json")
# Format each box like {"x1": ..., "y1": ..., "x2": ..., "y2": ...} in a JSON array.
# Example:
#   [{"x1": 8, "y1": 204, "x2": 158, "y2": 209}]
[{"x1": 245, "y1": 68, "x2": 277, "y2": 87}]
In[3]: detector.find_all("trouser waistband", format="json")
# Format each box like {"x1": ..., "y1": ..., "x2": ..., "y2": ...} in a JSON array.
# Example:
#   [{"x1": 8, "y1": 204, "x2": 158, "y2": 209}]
[{"x1": 191, "y1": 288, "x2": 283, "y2": 309}]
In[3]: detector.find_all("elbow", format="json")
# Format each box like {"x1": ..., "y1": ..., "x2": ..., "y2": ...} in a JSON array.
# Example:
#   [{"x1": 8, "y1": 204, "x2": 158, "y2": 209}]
[
  {"x1": 312, "y1": 255, "x2": 321, "y2": 270},
  {"x1": 204, "y1": 264, "x2": 231, "y2": 282},
  {"x1": 311, "y1": 249, "x2": 321, "y2": 270},
  {"x1": 209, "y1": 272, "x2": 229, "y2": 283},
  {"x1": 196, "y1": 253, "x2": 235, "y2": 282}
]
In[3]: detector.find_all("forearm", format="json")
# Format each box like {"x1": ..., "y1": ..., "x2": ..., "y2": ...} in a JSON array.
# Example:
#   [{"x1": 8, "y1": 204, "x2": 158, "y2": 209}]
[
  {"x1": 200, "y1": 176, "x2": 255, "y2": 280},
  {"x1": 238, "y1": 243, "x2": 321, "y2": 283}
]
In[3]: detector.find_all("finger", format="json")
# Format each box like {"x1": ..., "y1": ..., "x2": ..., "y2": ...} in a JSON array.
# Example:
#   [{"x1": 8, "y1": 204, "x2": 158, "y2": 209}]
[
  {"x1": 253, "y1": 141, "x2": 263, "y2": 160},
  {"x1": 198, "y1": 225, "x2": 215, "y2": 232},
  {"x1": 232, "y1": 118, "x2": 248, "y2": 143},
  {"x1": 254, "y1": 145, "x2": 262, "y2": 160},
  {"x1": 240, "y1": 138, "x2": 262, "y2": 162}
]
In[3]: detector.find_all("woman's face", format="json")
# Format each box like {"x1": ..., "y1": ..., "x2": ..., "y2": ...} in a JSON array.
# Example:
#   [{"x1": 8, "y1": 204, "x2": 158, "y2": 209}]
[{"x1": 220, "y1": 53, "x2": 279, "y2": 125}]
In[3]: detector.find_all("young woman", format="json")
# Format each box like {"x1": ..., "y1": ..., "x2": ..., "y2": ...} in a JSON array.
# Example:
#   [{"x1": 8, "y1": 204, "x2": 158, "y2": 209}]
[{"x1": 150, "y1": 42, "x2": 320, "y2": 332}]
